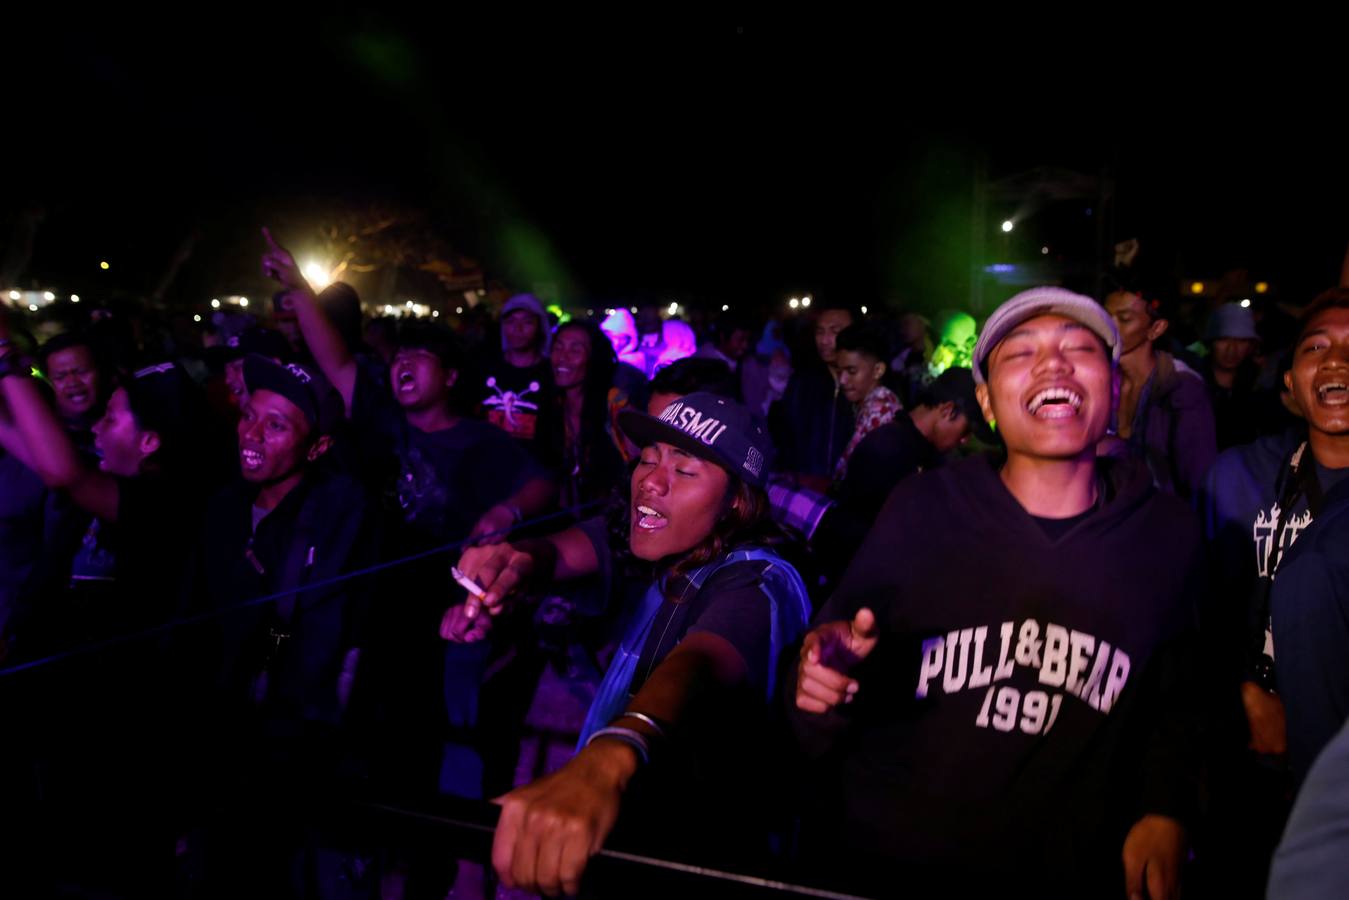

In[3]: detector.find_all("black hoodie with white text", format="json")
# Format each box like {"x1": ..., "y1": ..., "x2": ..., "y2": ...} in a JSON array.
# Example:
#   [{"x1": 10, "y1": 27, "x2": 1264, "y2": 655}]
[{"x1": 789, "y1": 453, "x2": 1205, "y2": 892}]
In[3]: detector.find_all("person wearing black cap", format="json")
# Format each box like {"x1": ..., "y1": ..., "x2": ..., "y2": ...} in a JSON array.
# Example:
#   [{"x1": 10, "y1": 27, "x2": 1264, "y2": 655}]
[
  {"x1": 790, "y1": 287, "x2": 1205, "y2": 898},
  {"x1": 452, "y1": 393, "x2": 811, "y2": 897},
  {"x1": 176, "y1": 355, "x2": 382, "y2": 894}
]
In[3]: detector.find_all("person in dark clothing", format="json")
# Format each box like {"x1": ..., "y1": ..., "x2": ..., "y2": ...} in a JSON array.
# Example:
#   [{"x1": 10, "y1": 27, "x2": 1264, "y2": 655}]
[
  {"x1": 1195, "y1": 290, "x2": 1349, "y2": 896},
  {"x1": 178, "y1": 355, "x2": 381, "y2": 896},
  {"x1": 550, "y1": 319, "x2": 627, "y2": 508},
  {"x1": 1260, "y1": 291, "x2": 1349, "y2": 782},
  {"x1": 1105, "y1": 287, "x2": 1217, "y2": 499},
  {"x1": 768, "y1": 303, "x2": 854, "y2": 486},
  {"x1": 1, "y1": 316, "x2": 217, "y2": 893},
  {"x1": 451, "y1": 394, "x2": 811, "y2": 897},
  {"x1": 0, "y1": 332, "x2": 107, "y2": 658},
  {"x1": 791, "y1": 288, "x2": 1202, "y2": 899},
  {"x1": 813, "y1": 366, "x2": 988, "y2": 577},
  {"x1": 263, "y1": 231, "x2": 556, "y2": 805},
  {"x1": 1202, "y1": 303, "x2": 1266, "y2": 450},
  {"x1": 476, "y1": 293, "x2": 559, "y2": 465}
]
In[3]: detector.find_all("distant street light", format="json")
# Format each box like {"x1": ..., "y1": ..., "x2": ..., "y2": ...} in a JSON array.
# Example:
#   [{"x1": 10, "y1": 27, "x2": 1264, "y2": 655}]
[
  {"x1": 211, "y1": 299, "x2": 221, "y2": 309},
  {"x1": 1001, "y1": 220, "x2": 1014, "y2": 233},
  {"x1": 1240, "y1": 299, "x2": 1252, "y2": 309},
  {"x1": 99, "y1": 261, "x2": 110, "y2": 270},
  {"x1": 70, "y1": 294, "x2": 80, "y2": 303}
]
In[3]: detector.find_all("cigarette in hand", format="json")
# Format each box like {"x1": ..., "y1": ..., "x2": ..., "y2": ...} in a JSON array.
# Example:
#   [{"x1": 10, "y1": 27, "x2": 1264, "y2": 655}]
[{"x1": 452, "y1": 566, "x2": 488, "y2": 618}]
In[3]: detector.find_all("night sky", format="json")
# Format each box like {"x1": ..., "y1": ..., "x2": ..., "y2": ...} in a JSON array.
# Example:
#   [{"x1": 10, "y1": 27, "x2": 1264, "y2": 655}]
[{"x1": 10, "y1": 22, "x2": 1348, "y2": 321}]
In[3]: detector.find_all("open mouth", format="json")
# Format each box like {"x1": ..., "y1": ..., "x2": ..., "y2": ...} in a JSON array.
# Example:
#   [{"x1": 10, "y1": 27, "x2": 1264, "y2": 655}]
[
  {"x1": 65, "y1": 390, "x2": 89, "y2": 405},
  {"x1": 396, "y1": 370, "x2": 417, "y2": 393},
  {"x1": 634, "y1": 504, "x2": 669, "y2": 531},
  {"x1": 1316, "y1": 381, "x2": 1348, "y2": 406},
  {"x1": 240, "y1": 447, "x2": 265, "y2": 470},
  {"x1": 1026, "y1": 386, "x2": 1083, "y2": 419}
]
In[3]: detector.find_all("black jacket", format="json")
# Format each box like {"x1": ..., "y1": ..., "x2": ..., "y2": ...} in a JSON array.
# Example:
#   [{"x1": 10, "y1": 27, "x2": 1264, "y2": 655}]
[
  {"x1": 789, "y1": 453, "x2": 1205, "y2": 892},
  {"x1": 184, "y1": 470, "x2": 379, "y2": 729},
  {"x1": 768, "y1": 363, "x2": 853, "y2": 478}
]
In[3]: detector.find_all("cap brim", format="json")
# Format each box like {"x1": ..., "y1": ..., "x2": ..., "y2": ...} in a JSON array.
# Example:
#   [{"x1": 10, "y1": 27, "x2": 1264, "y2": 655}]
[
  {"x1": 242, "y1": 357, "x2": 318, "y2": 428},
  {"x1": 618, "y1": 408, "x2": 730, "y2": 473}
]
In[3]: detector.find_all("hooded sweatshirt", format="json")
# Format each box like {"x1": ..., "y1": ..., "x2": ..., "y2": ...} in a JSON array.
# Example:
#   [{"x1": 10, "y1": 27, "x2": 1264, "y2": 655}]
[{"x1": 789, "y1": 453, "x2": 1204, "y2": 893}]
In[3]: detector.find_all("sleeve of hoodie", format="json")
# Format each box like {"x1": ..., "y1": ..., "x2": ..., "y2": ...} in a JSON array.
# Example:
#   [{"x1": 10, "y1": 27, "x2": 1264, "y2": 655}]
[
  {"x1": 1136, "y1": 529, "x2": 1209, "y2": 828},
  {"x1": 1170, "y1": 369, "x2": 1218, "y2": 500},
  {"x1": 785, "y1": 475, "x2": 918, "y2": 758}
]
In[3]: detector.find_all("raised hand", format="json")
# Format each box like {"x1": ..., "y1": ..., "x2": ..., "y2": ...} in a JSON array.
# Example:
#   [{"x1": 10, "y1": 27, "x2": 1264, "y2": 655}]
[
  {"x1": 795, "y1": 607, "x2": 880, "y2": 714},
  {"x1": 260, "y1": 226, "x2": 311, "y2": 295}
]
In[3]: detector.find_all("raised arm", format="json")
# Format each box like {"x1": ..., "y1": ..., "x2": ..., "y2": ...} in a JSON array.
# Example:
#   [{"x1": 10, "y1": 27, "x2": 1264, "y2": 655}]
[
  {"x1": 261, "y1": 227, "x2": 358, "y2": 413},
  {"x1": 0, "y1": 324, "x2": 119, "y2": 522}
]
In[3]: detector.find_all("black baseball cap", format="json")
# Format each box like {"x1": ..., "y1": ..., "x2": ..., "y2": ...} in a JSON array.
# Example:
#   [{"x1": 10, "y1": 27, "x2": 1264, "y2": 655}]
[
  {"x1": 242, "y1": 354, "x2": 344, "y2": 436},
  {"x1": 618, "y1": 392, "x2": 774, "y2": 488}
]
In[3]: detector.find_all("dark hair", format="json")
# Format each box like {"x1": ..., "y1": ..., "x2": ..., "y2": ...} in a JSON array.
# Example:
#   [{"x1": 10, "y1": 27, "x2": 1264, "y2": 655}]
[
  {"x1": 396, "y1": 320, "x2": 462, "y2": 371},
  {"x1": 834, "y1": 324, "x2": 891, "y2": 363},
  {"x1": 38, "y1": 331, "x2": 99, "y2": 371},
  {"x1": 814, "y1": 299, "x2": 861, "y2": 321},
  {"x1": 650, "y1": 357, "x2": 736, "y2": 398},
  {"x1": 315, "y1": 282, "x2": 364, "y2": 352},
  {"x1": 1297, "y1": 287, "x2": 1349, "y2": 341},
  {"x1": 122, "y1": 364, "x2": 210, "y2": 476},
  {"x1": 663, "y1": 478, "x2": 778, "y2": 601},
  {"x1": 715, "y1": 311, "x2": 758, "y2": 342},
  {"x1": 554, "y1": 320, "x2": 619, "y2": 489},
  {"x1": 1104, "y1": 273, "x2": 1172, "y2": 322}
]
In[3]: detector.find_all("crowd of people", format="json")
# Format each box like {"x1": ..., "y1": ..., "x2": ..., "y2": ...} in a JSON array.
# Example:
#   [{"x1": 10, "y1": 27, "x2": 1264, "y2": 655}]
[{"x1": 0, "y1": 226, "x2": 1346, "y2": 900}]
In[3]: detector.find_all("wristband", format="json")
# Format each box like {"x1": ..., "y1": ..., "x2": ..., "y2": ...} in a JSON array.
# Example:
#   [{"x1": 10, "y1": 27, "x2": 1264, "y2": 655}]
[
  {"x1": 616, "y1": 711, "x2": 667, "y2": 739},
  {"x1": 585, "y1": 726, "x2": 650, "y2": 766}
]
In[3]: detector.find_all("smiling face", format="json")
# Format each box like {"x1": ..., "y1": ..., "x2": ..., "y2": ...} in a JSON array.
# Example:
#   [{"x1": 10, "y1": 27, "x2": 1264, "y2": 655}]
[
  {"x1": 975, "y1": 314, "x2": 1114, "y2": 463},
  {"x1": 237, "y1": 388, "x2": 325, "y2": 485},
  {"x1": 1286, "y1": 306, "x2": 1349, "y2": 452},
  {"x1": 551, "y1": 326, "x2": 591, "y2": 390},
  {"x1": 46, "y1": 345, "x2": 102, "y2": 419},
  {"x1": 630, "y1": 441, "x2": 731, "y2": 562},
  {"x1": 390, "y1": 347, "x2": 456, "y2": 411},
  {"x1": 92, "y1": 387, "x2": 158, "y2": 477}
]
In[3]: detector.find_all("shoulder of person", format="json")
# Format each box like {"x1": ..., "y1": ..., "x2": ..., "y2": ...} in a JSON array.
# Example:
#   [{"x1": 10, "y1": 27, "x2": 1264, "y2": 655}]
[{"x1": 699, "y1": 556, "x2": 777, "y2": 594}]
